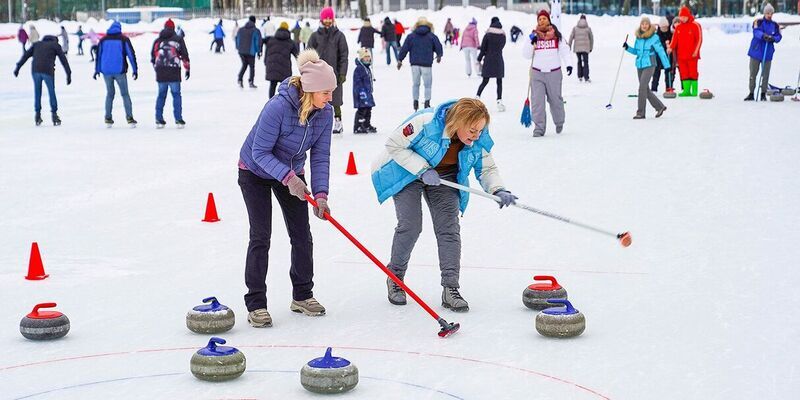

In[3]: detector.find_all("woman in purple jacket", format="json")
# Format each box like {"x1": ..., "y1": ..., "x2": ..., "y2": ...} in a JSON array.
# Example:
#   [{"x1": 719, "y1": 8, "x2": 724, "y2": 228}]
[{"x1": 238, "y1": 49, "x2": 337, "y2": 328}]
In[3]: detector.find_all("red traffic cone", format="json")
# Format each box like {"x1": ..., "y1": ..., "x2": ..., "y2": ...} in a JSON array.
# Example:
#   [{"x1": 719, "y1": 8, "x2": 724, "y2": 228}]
[
  {"x1": 25, "y1": 242, "x2": 49, "y2": 280},
  {"x1": 202, "y1": 193, "x2": 221, "y2": 222},
  {"x1": 345, "y1": 152, "x2": 358, "y2": 175}
]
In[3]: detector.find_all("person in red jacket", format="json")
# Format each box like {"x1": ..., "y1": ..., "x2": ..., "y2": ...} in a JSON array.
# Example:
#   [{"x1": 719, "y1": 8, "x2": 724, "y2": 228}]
[
  {"x1": 395, "y1": 19, "x2": 405, "y2": 44},
  {"x1": 667, "y1": 6, "x2": 702, "y2": 97}
]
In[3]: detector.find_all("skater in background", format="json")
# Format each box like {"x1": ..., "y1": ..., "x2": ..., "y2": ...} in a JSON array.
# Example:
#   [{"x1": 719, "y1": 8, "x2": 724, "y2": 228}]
[
  {"x1": 567, "y1": 14, "x2": 593, "y2": 82},
  {"x1": 667, "y1": 6, "x2": 702, "y2": 97},
  {"x1": 476, "y1": 16, "x2": 506, "y2": 112},
  {"x1": 510, "y1": 25, "x2": 522, "y2": 43},
  {"x1": 236, "y1": 16, "x2": 262, "y2": 88},
  {"x1": 237, "y1": 49, "x2": 336, "y2": 328},
  {"x1": 523, "y1": 9, "x2": 572, "y2": 137},
  {"x1": 300, "y1": 21, "x2": 312, "y2": 50},
  {"x1": 307, "y1": 7, "x2": 348, "y2": 134},
  {"x1": 623, "y1": 16, "x2": 670, "y2": 119},
  {"x1": 460, "y1": 18, "x2": 480, "y2": 77},
  {"x1": 444, "y1": 18, "x2": 454, "y2": 46},
  {"x1": 397, "y1": 17, "x2": 443, "y2": 111},
  {"x1": 292, "y1": 20, "x2": 302, "y2": 47},
  {"x1": 210, "y1": 19, "x2": 226, "y2": 53},
  {"x1": 371, "y1": 98, "x2": 516, "y2": 312},
  {"x1": 13, "y1": 33, "x2": 72, "y2": 126},
  {"x1": 263, "y1": 21, "x2": 299, "y2": 98},
  {"x1": 59, "y1": 26, "x2": 69, "y2": 55},
  {"x1": 75, "y1": 25, "x2": 84, "y2": 56},
  {"x1": 28, "y1": 24, "x2": 40, "y2": 44},
  {"x1": 452, "y1": 27, "x2": 460, "y2": 46},
  {"x1": 151, "y1": 19, "x2": 190, "y2": 128},
  {"x1": 382, "y1": 17, "x2": 400, "y2": 65},
  {"x1": 95, "y1": 21, "x2": 139, "y2": 127},
  {"x1": 83, "y1": 28, "x2": 100, "y2": 61},
  {"x1": 357, "y1": 18, "x2": 381, "y2": 58},
  {"x1": 395, "y1": 19, "x2": 405, "y2": 44},
  {"x1": 745, "y1": 3, "x2": 782, "y2": 101},
  {"x1": 353, "y1": 48, "x2": 376, "y2": 134},
  {"x1": 17, "y1": 25, "x2": 28, "y2": 54},
  {"x1": 261, "y1": 16, "x2": 276, "y2": 40},
  {"x1": 651, "y1": 17, "x2": 674, "y2": 92}
]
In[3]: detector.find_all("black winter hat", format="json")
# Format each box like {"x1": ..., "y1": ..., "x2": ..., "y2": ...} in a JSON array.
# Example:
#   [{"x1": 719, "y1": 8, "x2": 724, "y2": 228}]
[
  {"x1": 248, "y1": 15, "x2": 256, "y2": 23},
  {"x1": 491, "y1": 17, "x2": 500, "y2": 24}
]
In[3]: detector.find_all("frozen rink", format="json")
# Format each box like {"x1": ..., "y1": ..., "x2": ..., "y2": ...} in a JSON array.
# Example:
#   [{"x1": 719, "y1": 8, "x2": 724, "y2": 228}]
[{"x1": 1, "y1": 7, "x2": 800, "y2": 399}]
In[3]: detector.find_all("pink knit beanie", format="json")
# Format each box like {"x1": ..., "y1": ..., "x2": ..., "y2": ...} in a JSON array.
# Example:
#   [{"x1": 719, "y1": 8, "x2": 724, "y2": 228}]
[
  {"x1": 320, "y1": 7, "x2": 335, "y2": 21},
  {"x1": 297, "y1": 49, "x2": 337, "y2": 92}
]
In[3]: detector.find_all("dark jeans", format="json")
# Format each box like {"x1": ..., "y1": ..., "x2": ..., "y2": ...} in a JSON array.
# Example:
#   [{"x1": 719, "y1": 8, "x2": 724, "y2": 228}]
[
  {"x1": 32, "y1": 72, "x2": 57, "y2": 113},
  {"x1": 354, "y1": 107, "x2": 372, "y2": 129},
  {"x1": 576, "y1": 52, "x2": 589, "y2": 79},
  {"x1": 156, "y1": 81, "x2": 182, "y2": 121},
  {"x1": 212, "y1": 38, "x2": 224, "y2": 53},
  {"x1": 477, "y1": 77, "x2": 502, "y2": 99},
  {"x1": 78, "y1": 39, "x2": 84, "y2": 55},
  {"x1": 238, "y1": 169, "x2": 314, "y2": 311},
  {"x1": 238, "y1": 54, "x2": 256, "y2": 83},
  {"x1": 90, "y1": 44, "x2": 98, "y2": 61},
  {"x1": 651, "y1": 58, "x2": 674, "y2": 91},
  {"x1": 268, "y1": 80, "x2": 280, "y2": 98}
]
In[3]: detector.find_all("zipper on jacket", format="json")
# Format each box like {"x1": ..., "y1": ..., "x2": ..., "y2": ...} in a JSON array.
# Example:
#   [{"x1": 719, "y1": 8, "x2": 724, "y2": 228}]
[{"x1": 290, "y1": 111, "x2": 318, "y2": 172}]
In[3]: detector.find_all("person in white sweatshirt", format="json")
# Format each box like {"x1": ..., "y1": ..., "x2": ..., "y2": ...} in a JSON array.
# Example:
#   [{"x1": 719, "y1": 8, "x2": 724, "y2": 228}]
[{"x1": 523, "y1": 9, "x2": 572, "y2": 137}]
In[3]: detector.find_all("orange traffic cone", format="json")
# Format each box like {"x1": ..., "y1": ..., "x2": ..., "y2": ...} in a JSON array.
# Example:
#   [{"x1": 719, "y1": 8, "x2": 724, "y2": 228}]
[
  {"x1": 202, "y1": 193, "x2": 221, "y2": 222},
  {"x1": 25, "y1": 242, "x2": 49, "y2": 280},
  {"x1": 345, "y1": 152, "x2": 358, "y2": 175}
]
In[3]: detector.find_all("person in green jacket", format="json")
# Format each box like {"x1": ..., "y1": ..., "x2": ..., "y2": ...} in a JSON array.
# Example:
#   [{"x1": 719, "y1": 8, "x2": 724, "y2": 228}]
[{"x1": 623, "y1": 16, "x2": 671, "y2": 120}]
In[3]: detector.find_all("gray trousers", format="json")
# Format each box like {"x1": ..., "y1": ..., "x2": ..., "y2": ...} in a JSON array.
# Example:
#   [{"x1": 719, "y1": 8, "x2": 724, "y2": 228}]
[
  {"x1": 749, "y1": 57, "x2": 772, "y2": 95},
  {"x1": 531, "y1": 69, "x2": 565, "y2": 135},
  {"x1": 388, "y1": 172, "x2": 461, "y2": 288},
  {"x1": 411, "y1": 65, "x2": 433, "y2": 102},
  {"x1": 636, "y1": 66, "x2": 664, "y2": 117},
  {"x1": 103, "y1": 73, "x2": 133, "y2": 119}
]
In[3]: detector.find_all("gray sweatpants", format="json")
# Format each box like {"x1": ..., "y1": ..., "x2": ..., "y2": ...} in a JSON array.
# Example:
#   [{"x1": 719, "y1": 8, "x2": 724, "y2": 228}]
[
  {"x1": 388, "y1": 172, "x2": 461, "y2": 288},
  {"x1": 531, "y1": 69, "x2": 565, "y2": 135},
  {"x1": 636, "y1": 64, "x2": 665, "y2": 117},
  {"x1": 749, "y1": 57, "x2": 772, "y2": 95},
  {"x1": 411, "y1": 65, "x2": 433, "y2": 102}
]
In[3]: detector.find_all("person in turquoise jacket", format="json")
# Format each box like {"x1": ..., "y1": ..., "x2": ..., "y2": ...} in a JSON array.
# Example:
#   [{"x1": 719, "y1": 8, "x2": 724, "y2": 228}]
[
  {"x1": 370, "y1": 98, "x2": 517, "y2": 312},
  {"x1": 624, "y1": 16, "x2": 670, "y2": 119}
]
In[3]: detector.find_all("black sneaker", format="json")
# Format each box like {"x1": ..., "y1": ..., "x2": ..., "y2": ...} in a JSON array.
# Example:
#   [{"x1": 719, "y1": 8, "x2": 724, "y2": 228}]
[
  {"x1": 354, "y1": 126, "x2": 368, "y2": 134},
  {"x1": 424, "y1": 100, "x2": 431, "y2": 109},
  {"x1": 52, "y1": 113, "x2": 61, "y2": 126},
  {"x1": 413, "y1": 100, "x2": 419, "y2": 111},
  {"x1": 366, "y1": 125, "x2": 378, "y2": 133},
  {"x1": 126, "y1": 116, "x2": 137, "y2": 127},
  {"x1": 156, "y1": 119, "x2": 166, "y2": 129},
  {"x1": 35, "y1": 113, "x2": 42, "y2": 126},
  {"x1": 744, "y1": 93, "x2": 754, "y2": 101},
  {"x1": 105, "y1": 117, "x2": 114, "y2": 127},
  {"x1": 249, "y1": 81, "x2": 258, "y2": 89},
  {"x1": 238, "y1": 79, "x2": 243, "y2": 88},
  {"x1": 176, "y1": 120, "x2": 186, "y2": 129},
  {"x1": 759, "y1": 93, "x2": 767, "y2": 101}
]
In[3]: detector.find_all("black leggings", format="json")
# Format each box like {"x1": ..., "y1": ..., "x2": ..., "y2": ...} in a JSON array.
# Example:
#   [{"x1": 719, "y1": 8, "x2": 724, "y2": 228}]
[
  {"x1": 268, "y1": 80, "x2": 280, "y2": 98},
  {"x1": 477, "y1": 77, "x2": 503, "y2": 100}
]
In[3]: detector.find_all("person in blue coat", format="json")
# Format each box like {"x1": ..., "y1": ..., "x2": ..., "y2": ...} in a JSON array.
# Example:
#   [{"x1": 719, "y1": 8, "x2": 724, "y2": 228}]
[
  {"x1": 95, "y1": 20, "x2": 138, "y2": 126},
  {"x1": 370, "y1": 98, "x2": 517, "y2": 312},
  {"x1": 623, "y1": 17, "x2": 670, "y2": 119},
  {"x1": 352, "y1": 48, "x2": 376, "y2": 134},
  {"x1": 745, "y1": 4, "x2": 782, "y2": 101},
  {"x1": 210, "y1": 19, "x2": 226, "y2": 53},
  {"x1": 397, "y1": 17, "x2": 443, "y2": 111}
]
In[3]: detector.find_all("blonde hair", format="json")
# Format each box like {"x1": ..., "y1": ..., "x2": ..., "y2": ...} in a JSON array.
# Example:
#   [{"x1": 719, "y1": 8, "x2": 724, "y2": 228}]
[
  {"x1": 289, "y1": 76, "x2": 316, "y2": 126},
  {"x1": 444, "y1": 98, "x2": 490, "y2": 138}
]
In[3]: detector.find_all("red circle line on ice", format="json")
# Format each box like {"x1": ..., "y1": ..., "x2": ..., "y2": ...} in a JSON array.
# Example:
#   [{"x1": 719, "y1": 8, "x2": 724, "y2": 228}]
[{"x1": 1, "y1": 344, "x2": 612, "y2": 399}]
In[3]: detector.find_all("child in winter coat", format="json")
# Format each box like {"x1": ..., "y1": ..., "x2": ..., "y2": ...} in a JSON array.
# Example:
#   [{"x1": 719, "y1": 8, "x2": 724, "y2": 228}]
[
  {"x1": 357, "y1": 19, "x2": 381, "y2": 57},
  {"x1": 745, "y1": 3, "x2": 782, "y2": 101},
  {"x1": 667, "y1": 6, "x2": 702, "y2": 97},
  {"x1": 523, "y1": 9, "x2": 573, "y2": 137},
  {"x1": 477, "y1": 17, "x2": 506, "y2": 111},
  {"x1": 623, "y1": 16, "x2": 670, "y2": 119},
  {"x1": 460, "y1": 18, "x2": 480, "y2": 77},
  {"x1": 567, "y1": 15, "x2": 593, "y2": 82},
  {"x1": 452, "y1": 28, "x2": 460, "y2": 46},
  {"x1": 651, "y1": 17, "x2": 674, "y2": 92},
  {"x1": 17, "y1": 25, "x2": 28, "y2": 54},
  {"x1": 371, "y1": 98, "x2": 517, "y2": 312},
  {"x1": 444, "y1": 18, "x2": 454, "y2": 46},
  {"x1": 397, "y1": 17, "x2": 444, "y2": 111},
  {"x1": 210, "y1": 20, "x2": 226, "y2": 53},
  {"x1": 353, "y1": 48, "x2": 376, "y2": 133}
]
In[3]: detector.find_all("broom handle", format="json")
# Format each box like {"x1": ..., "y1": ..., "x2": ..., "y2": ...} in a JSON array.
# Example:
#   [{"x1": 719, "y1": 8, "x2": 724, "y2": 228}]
[
  {"x1": 526, "y1": 35, "x2": 536, "y2": 100},
  {"x1": 608, "y1": 34, "x2": 629, "y2": 105}
]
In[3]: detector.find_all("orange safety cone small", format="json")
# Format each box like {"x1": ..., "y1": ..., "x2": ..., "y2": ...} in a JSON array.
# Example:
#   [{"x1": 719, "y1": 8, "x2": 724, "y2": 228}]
[
  {"x1": 202, "y1": 193, "x2": 221, "y2": 222},
  {"x1": 25, "y1": 242, "x2": 49, "y2": 280},
  {"x1": 345, "y1": 152, "x2": 358, "y2": 175}
]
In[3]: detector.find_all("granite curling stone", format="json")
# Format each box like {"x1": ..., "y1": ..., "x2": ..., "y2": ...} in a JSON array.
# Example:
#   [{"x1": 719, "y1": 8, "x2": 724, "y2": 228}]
[
  {"x1": 186, "y1": 296, "x2": 235, "y2": 334},
  {"x1": 301, "y1": 347, "x2": 359, "y2": 394},
  {"x1": 663, "y1": 89, "x2": 677, "y2": 99},
  {"x1": 535, "y1": 299, "x2": 586, "y2": 338},
  {"x1": 20, "y1": 303, "x2": 70, "y2": 340},
  {"x1": 522, "y1": 275, "x2": 568, "y2": 311},
  {"x1": 782, "y1": 88, "x2": 796, "y2": 96},
  {"x1": 699, "y1": 89, "x2": 714, "y2": 99},
  {"x1": 190, "y1": 337, "x2": 246, "y2": 381},
  {"x1": 769, "y1": 93, "x2": 785, "y2": 102}
]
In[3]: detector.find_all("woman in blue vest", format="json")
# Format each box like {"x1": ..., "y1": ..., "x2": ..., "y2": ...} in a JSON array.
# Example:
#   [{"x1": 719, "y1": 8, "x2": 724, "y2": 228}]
[
  {"x1": 371, "y1": 98, "x2": 517, "y2": 312},
  {"x1": 623, "y1": 16, "x2": 670, "y2": 119}
]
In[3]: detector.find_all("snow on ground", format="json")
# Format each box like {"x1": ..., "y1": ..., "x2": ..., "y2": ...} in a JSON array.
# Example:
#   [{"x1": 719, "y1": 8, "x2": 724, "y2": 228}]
[{"x1": 1, "y1": 6, "x2": 800, "y2": 400}]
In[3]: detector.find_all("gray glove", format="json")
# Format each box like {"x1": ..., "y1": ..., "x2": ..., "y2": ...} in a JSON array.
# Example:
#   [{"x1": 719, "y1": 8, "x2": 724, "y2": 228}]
[
  {"x1": 494, "y1": 190, "x2": 518, "y2": 209},
  {"x1": 285, "y1": 174, "x2": 310, "y2": 201},
  {"x1": 420, "y1": 169, "x2": 440, "y2": 186},
  {"x1": 313, "y1": 198, "x2": 330, "y2": 220}
]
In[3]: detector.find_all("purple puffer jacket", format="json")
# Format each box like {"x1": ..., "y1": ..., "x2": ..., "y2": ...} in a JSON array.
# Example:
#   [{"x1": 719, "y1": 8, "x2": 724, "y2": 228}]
[{"x1": 239, "y1": 78, "x2": 333, "y2": 196}]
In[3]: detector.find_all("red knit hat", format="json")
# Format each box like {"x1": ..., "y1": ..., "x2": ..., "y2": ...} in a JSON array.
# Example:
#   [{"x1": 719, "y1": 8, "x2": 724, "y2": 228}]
[
  {"x1": 164, "y1": 18, "x2": 175, "y2": 30},
  {"x1": 537, "y1": 9, "x2": 551, "y2": 20},
  {"x1": 320, "y1": 7, "x2": 335, "y2": 21}
]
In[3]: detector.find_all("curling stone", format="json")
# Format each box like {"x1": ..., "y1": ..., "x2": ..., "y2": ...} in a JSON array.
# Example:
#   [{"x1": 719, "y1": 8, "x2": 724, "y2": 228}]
[
  {"x1": 190, "y1": 337, "x2": 246, "y2": 381},
  {"x1": 186, "y1": 296, "x2": 235, "y2": 334},
  {"x1": 522, "y1": 275, "x2": 567, "y2": 311},
  {"x1": 663, "y1": 89, "x2": 677, "y2": 99},
  {"x1": 770, "y1": 93, "x2": 785, "y2": 102},
  {"x1": 781, "y1": 88, "x2": 796, "y2": 96},
  {"x1": 535, "y1": 299, "x2": 586, "y2": 338},
  {"x1": 20, "y1": 303, "x2": 70, "y2": 340},
  {"x1": 301, "y1": 347, "x2": 359, "y2": 394},
  {"x1": 699, "y1": 89, "x2": 714, "y2": 99}
]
